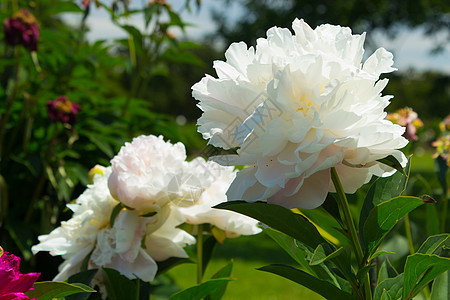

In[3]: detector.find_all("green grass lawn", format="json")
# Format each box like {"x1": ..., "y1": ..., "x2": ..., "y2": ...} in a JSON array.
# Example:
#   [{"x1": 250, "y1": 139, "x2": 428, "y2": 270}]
[{"x1": 167, "y1": 234, "x2": 324, "y2": 299}]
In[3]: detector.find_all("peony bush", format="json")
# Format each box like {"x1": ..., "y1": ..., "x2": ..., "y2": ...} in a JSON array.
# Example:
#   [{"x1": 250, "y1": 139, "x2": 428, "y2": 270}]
[{"x1": 1, "y1": 2, "x2": 447, "y2": 297}]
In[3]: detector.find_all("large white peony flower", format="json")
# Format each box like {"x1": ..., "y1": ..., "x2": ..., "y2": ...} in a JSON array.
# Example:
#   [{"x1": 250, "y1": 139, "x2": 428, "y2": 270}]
[
  {"x1": 192, "y1": 19, "x2": 408, "y2": 209},
  {"x1": 177, "y1": 158, "x2": 262, "y2": 237},
  {"x1": 108, "y1": 135, "x2": 202, "y2": 212},
  {"x1": 32, "y1": 167, "x2": 195, "y2": 282}
]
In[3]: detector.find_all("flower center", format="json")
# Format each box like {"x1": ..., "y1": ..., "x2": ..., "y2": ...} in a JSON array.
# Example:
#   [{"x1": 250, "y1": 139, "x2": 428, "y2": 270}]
[{"x1": 56, "y1": 99, "x2": 74, "y2": 114}]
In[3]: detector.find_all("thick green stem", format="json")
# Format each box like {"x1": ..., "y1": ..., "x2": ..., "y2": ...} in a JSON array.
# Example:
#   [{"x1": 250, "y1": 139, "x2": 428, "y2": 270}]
[
  {"x1": 196, "y1": 224, "x2": 203, "y2": 284},
  {"x1": 404, "y1": 213, "x2": 414, "y2": 255},
  {"x1": 331, "y1": 167, "x2": 372, "y2": 299}
]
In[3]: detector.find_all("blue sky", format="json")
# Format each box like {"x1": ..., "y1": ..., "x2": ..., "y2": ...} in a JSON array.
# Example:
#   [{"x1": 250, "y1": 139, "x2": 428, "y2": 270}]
[{"x1": 65, "y1": 0, "x2": 450, "y2": 74}]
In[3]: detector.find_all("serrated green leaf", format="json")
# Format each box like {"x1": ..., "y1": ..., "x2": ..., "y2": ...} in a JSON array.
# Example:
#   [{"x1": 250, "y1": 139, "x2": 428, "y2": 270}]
[
  {"x1": 431, "y1": 270, "x2": 449, "y2": 300},
  {"x1": 309, "y1": 243, "x2": 344, "y2": 266},
  {"x1": 258, "y1": 264, "x2": 355, "y2": 300},
  {"x1": 363, "y1": 196, "x2": 428, "y2": 260},
  {"x1": 403, "y1": 253, "x2": 450, "y2": 300},
  {"x1": 214, "y1": 201, "x2": 326, "y2": 250},
  {"x1": 374, "y1": 274, "x2": 403, "y2": 300},
  {"x1": 26, "y1": 282, "x2": 95, "y2": 300},
  {"x1": 168, "y1": 279, "x2": 232, "y2": 300}
]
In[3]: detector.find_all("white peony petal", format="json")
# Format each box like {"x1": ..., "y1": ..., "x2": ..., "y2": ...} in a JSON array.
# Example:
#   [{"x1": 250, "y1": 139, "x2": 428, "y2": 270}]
[{"x1": 193, "y1": 19, "x2": 408, "y2": 209}]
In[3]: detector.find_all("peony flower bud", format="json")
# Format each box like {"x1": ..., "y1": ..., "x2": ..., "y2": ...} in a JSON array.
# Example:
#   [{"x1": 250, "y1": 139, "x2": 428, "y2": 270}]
[
  {"x1": 46, "y1": 96, "x2": 81, "y2": 126},
  {"x1": 4, "y1": 9, "x2": 39, "y2": 51}
]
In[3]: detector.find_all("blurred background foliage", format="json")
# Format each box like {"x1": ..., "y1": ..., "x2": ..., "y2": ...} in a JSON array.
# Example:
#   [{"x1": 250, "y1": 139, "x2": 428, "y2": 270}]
[{"x1": 0, "y1": 0, "x2": 448, "y2": 298}]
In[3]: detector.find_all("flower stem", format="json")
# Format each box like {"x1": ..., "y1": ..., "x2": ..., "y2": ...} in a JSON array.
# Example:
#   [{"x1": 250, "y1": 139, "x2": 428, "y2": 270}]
[
  {"x1": 136, "y1": 278, "x2": 140, "y2": 300},
  {"x1": 330, "y1": 167, "x2": 371, "y2": 299},
  {"x1": 196, "y1": 224, "x2": 203, "y2": 284},
  {"x1": 404, "y1": 213, "x2": 414, "y2": 255}
]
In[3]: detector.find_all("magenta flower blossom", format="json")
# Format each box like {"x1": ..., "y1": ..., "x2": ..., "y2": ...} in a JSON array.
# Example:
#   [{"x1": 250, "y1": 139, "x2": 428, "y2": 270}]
[
  {"x1": 4, "y1": 9, "x2": 39, "y2": 52},
  {"x1": 0, "y1": 250, "x2": 40, "y2": 300},
  {"x1": 46, "y1": 96, "x2": 81, "y2": 126}
]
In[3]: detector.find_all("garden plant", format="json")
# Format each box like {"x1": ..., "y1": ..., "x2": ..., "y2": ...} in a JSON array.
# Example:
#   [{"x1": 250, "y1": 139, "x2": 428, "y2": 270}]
[{"x1": 0, "y1": 0, "x2": 449, "y2": 299}]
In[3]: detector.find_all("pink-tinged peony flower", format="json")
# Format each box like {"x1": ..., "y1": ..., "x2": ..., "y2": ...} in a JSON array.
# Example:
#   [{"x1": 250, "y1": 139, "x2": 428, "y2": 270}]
[
  {"x1": 0, "y1": 249, "x2": 40, "y2": 300},
  {"x1": 387, "y1": 107, "x2": 423, "y2": 141},
  {"x1": 4, "y1": 9, "x2": 39, "y2": 51},
  {"x1": 432, "y1": 135, "x2": 450, "y2": 166},
  {"x1": 32, "y1": 167, "x2": 194, "y2": 284},
  {"x1": 108, "y1": 135, "x2": 201, "y2": 213},
  {"x1": 192, "y1": 19, "x2": 408, "y2": 209},
  {"x1": 46, "y1": 96, "x2": 81, "y2": 126}
]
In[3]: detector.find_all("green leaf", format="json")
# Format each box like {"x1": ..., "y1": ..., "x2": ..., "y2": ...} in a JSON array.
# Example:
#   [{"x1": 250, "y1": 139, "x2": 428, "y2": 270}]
[
  {"x1": 356, "y1": 264, "x2": 375, "y2": 284},
  {"x1": 264, "y1": 228, "x2": 311, "y2": 269},
  {"x1": 374, "y1": 274, "x2": 403, "y2": 300},
  {"x1": 215, "y1": 201, "x2": 327, "y2": 250},
  {"x1": 102, "y1": 268, "x2": 137, "y2": 300},
  {"x1": 258, "y1": 264, "x2": 355, "y2": 300},
  {"x1": 369, "y1": 251, "x2": 395, "y2": 261},
  {"x1": 309, "y1": 243, "x2": 344, "y2": 266},
  {"x1": 363, "y1": 196, "x2": 428, "y2": 260},
  {"x1": 46, "y1": 0, "x2": 83, "y2": 15},
  {"x1": 140, "y1": 211, "x2": 157, "y2": 217},
  {"x1": 403, "y1": 253, "x2": 450, "y2": 300},
  {"x1": 110, "y1": 203, "x2": 123, "y2": 227},
  {"x1": 26, "y1": 282, "x2": 95, "y2": 300},
  {"x1": 202, "y1": 235, "x2": 218, "y2": 275},
  {"x1": 417, "y1": 233, "x2": 450, "y2": 256},
  {"x1": 298, "y1": 206, "x2": 349, "y2": 245},
  {"x1": 377, "y1": 155, "x2": 407, "y2": 176},
  {"x1": 207, "y1": 261, "x2": 234, "y2": 300},
  {"x1": 378, "y1": 259, "x2": 399, "y2": 284},
  {"x1": 321, "y1": 194, "x2": 344, "y2": 227},
  {"x1": 435, "y1": 156, "x2": 448, "y2": 193},
  {"x1": 431, "y1": 270, "x2": 449, "y2": 300},
  {"x1": 156, "y1": 257, "x2": 193, "y2": 275},
  {"x1": 359, "y1": 158, "x2": 410, "y2": 245},
  {"x1": 168, "y1": 279, "x2": 232, "y2": 300},
  {"x1": 67, "y1": 270, "x2": 98, "y2": 300}
]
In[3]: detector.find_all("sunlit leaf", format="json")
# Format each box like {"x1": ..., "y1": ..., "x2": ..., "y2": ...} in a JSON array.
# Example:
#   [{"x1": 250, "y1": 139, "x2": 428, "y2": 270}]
[
  {"x1": 26, "y1": 282, "x2": 95, "y2": 300},
  {"x1": 258, "y1": 264, "x2": 355, "y2": 300},
  {"x1": 363, "y1": 196, "x2": 428, "y2": 260}
]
